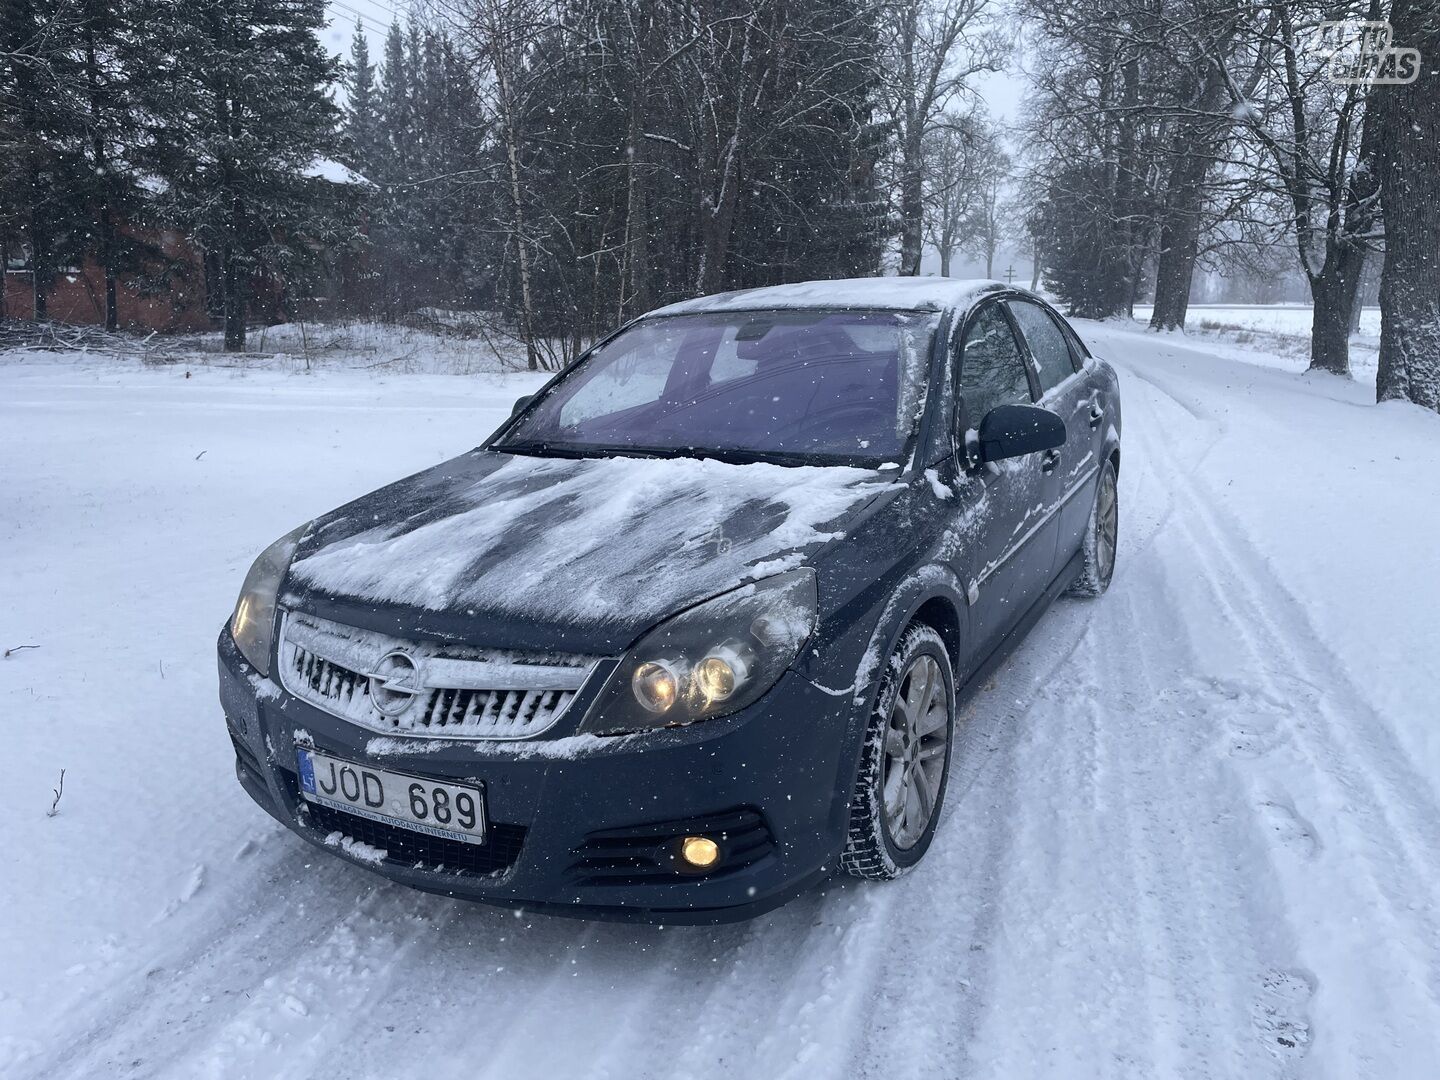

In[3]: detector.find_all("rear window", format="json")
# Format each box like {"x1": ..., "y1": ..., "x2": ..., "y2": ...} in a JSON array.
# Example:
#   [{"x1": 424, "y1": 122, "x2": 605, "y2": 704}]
[{"x1": 1008, "y1": 300, "x2": 1077, "y2": 393}]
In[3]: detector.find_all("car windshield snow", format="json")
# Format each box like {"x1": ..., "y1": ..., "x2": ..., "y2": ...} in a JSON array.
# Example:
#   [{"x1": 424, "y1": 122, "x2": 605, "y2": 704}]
[{"x1": 499, "y1": 309, "x2": 941, "y2": 466}]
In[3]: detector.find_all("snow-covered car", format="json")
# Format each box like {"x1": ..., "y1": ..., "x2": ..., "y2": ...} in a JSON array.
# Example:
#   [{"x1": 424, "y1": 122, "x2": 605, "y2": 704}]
[{"x1": 218, "y1": 278, "x2": 1121, "y2": 921}]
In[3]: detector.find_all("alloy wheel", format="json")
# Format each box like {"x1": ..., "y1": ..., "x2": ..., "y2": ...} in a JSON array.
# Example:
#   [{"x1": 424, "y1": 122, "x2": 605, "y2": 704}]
[
  {"x1": 1097, "y1": 465, "x2": 1118, "y2": 585},
  {"x1": 881, "y1": 654, "x2": 951, "y2": 849}
]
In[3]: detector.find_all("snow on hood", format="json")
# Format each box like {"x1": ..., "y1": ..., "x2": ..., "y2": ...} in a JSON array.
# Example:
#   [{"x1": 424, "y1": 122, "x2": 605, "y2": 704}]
[{"x1": 287, "y1": 450, "x2": 891, "y2": 638}]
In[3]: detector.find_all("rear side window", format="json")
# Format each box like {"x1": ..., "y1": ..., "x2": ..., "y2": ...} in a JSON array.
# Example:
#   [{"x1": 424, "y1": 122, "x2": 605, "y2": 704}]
[
  {"x1": 1008, "y1": 300, "x2": 1077, "y2": 393},
  {"x1": 958, "y1": 305, "x2": 1032, "y2": 427}
]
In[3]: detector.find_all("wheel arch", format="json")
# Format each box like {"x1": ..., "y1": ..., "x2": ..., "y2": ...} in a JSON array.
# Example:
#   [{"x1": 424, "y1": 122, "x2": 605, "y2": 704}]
[{"x1": 851, "y1": 567, "x2": 968, "y2": 721}]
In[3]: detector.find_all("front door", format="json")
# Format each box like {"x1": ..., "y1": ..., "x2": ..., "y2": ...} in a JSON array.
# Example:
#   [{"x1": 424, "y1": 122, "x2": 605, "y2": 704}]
[{"x1": 947, "y1": 301, "x2": 1055, "y2": 670}]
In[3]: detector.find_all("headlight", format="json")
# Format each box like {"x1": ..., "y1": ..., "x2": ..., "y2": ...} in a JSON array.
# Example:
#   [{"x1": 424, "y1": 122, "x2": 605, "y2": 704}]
[
  {"x1": 229, "y1": 524, "x2": 307, "y2": 676},
  {"x1": 579, "y1": 569, "x2": 817, "y2": 735}
]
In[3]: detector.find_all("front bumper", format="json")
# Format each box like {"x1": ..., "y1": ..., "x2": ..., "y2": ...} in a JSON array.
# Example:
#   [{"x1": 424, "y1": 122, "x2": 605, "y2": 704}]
[{"x1": 218, "y1": 631, "x2": 860, "y2": 922}]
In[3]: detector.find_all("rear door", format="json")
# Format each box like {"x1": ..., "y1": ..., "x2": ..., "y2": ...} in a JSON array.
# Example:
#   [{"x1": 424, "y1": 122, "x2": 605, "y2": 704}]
[
  {"x1": 1005, "y1": 298, "x2": 1103, "y2": 576},
  {"x1": 949, "y1": 300, "x2": 1053, "y2": 666}
]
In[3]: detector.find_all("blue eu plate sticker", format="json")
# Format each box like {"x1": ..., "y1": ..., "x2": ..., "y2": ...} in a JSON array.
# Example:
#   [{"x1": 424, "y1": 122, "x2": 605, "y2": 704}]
[{"x1": 297, "y1": 748, "x2": 316, "y2": 794}]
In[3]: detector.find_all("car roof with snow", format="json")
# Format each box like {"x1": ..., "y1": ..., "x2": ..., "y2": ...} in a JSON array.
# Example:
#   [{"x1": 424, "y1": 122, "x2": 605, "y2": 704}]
[{"x1": 644, "y1": 277, "x2": 1019, "y2": 318}]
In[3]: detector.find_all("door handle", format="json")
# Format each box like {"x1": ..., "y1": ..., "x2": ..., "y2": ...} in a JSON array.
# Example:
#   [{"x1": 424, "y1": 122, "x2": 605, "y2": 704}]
[
  {"x1": 1088, "y1": 405, "x2": 1104, "y2": 429},
  {"x1": 1041, "y1": 449, "x2": 1061, "y2": 474}
]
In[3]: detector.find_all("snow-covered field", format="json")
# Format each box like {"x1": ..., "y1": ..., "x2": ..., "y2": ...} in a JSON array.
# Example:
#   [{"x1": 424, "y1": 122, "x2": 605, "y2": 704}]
[
  {"x1": 3, "y1": 324, "x2": 1439, "y2": 1079},
  {"x1": 1132, "y1": 303, "x2": 1382, "y2": 340}
]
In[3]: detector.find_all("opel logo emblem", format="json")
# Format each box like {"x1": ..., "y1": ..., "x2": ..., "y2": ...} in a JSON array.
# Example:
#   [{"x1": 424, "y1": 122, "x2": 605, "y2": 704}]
[{"x1": 364, "y1": 650, "x2": 424, "y2": 717}]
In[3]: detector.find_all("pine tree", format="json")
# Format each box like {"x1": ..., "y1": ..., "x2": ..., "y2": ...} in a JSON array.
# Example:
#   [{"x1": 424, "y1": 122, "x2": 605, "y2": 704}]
[{"x1": 138, "y1": 0, "x2": 342, "y2": 349}]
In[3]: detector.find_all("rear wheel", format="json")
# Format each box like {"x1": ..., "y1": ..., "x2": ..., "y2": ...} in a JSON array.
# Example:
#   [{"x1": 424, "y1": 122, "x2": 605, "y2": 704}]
[
  {"x1": 841, "y1": 623, "x2": 955, "y2": 880},
  {"x1": 1069, "y1": 457, "x2": 1118, "y2": 597}
]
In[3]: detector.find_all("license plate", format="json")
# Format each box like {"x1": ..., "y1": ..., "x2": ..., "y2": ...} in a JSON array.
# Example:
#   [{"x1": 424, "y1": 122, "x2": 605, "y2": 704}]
[{"x1": 296, "y1": 747, "x2": 486, "y2": 845}]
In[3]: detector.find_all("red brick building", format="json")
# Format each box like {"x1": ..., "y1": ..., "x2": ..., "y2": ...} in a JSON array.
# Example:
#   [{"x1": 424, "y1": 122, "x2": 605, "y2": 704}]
[
  {"x1": 3, "y1": 161, "x2": 369, "y2": 332},
  {"x1": 3, "y1": 225, "x2": 217, "y2": 332}
]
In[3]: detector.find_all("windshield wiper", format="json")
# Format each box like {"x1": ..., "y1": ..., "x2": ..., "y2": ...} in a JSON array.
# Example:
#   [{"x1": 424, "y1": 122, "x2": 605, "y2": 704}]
[
  {"x1": 497, "y1": 440, "x2": 880, "y2": 469},
  {"x1": 497, "y1": 440, "x2": 672, "y2": 461}
]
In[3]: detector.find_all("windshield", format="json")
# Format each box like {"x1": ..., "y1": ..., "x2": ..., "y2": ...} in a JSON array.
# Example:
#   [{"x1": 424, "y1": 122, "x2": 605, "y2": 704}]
[{"x1": 499, "y1": 309, "x2": 941, "y2": 466}]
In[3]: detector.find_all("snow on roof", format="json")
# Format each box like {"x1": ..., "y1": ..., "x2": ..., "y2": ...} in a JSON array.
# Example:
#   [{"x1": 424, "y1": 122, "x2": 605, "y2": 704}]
[
  {"x1": 304, "y1": 158, "x2": 374, "y2": 187},
  {"x1": 645, "y1": 277, "x2": 1012, "y2": 318}
]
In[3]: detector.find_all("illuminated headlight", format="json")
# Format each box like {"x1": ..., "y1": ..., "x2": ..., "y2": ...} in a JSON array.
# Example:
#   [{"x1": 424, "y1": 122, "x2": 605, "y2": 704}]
[
  {"x1": 228, "y1": 524, "x2": 308, "y2": 676},
  {"x1": 692, "y1": 646, "x2": 750, "y2": 704},
  {"x1": 583, "y1": 569, "x2": 817, "y2": 735},
  {"x1": 632, "y1": 660, "x2": 682, "y2": 713}
]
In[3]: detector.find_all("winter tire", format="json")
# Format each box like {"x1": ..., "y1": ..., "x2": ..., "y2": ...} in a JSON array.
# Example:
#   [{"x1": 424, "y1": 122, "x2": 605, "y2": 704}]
[
  {"x1": 1069, "y1": 457, "x2": 1118, "y2": 597},
  {"x1": 841, "y1": 623, "x2": 956, "y2": 880}
]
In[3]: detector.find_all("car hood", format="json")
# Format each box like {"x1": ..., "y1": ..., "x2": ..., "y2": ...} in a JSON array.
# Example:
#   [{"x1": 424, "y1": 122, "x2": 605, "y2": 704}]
[{"x1": 284, "y1": 449, "x2": 893, "y2": 653}]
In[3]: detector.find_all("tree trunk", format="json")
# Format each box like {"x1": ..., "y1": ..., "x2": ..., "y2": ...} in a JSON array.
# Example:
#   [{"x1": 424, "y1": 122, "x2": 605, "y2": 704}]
[
  {"x1": 1149, "y1": 149, "x2": 1210, "y2": 331},
  {"x1": 222, "y1": 240, "x2": 246, "y2": 352},
  {"x1": 480, "y1": 0, "x2": 538, "y2": 369},
  {"x1": 898, "y1": 131, "x2": 924, "y2": 276},
  {"x1": 105, "y1": 262, "x2": 118, "y2": 331},
  {"x1": 500, "y1": 108, "x2": 537, "y2": 369},
  {"x1": 1149, "y1": 225, "x2": 1199, "y2": 331},
  {"x1": 1309, "y1": 263, "x2": 1362, "y2": 375},
  {"x1": 1348, "y1": 250, "x2": 1367, "y2": 336},
  {"x1": 30, "y1": 206, "x2": 48, "y2": 320},
  {"x1": 1375, "y1": 0, "x2": 1440, "y2": 410},
  {"x1": 622, "y1": 101, "x2": 653, "y2": 317},
  {"x1": 1030, "y1": 235, "x2": 1041, "y2": 290},
  {"x1": 938, "y1": 246, "x2": 951, "y2": 276}
]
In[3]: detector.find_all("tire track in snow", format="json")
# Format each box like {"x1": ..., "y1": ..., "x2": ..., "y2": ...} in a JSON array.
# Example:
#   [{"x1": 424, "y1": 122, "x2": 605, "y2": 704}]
[
  {"x1": 941, "y1": 374, "x2": 1300, "y2": 1078},
  {"x1": 1114, "y1": 350, "x2": 1440, "y2": 1068}
]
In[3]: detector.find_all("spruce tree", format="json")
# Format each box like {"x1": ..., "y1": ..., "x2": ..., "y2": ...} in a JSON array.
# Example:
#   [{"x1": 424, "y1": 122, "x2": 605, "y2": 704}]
[
  {"x1": 0, "y1": 0, "x2": 92, "y2": 320},
  {"x1": 343, "y1": 20, "x2": 378, "y2": 178},
  {"x1": 138, "y1": 0, "x2": 341, "y2": 349}
]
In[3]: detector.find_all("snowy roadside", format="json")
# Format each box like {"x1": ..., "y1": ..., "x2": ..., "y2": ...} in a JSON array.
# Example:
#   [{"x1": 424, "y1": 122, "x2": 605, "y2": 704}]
[
  {"x1": 2, "y1": 328, "x2": 1438, "y2": 1079},
  {"x1": 1, "y1": 316, "x2": 536, "y2": 377},
  {"x1": 1125, "y1": 306, "x2": 1380, "y2": 385}
]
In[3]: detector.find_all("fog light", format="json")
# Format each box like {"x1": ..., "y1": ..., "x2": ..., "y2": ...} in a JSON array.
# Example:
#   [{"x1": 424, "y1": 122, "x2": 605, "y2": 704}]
[
  {"x1": 632, "y1": 661, "x2": 679, "y2": 713},
  {"x1": 681, "y1": 835, "x2": 721, "y2": 869}
]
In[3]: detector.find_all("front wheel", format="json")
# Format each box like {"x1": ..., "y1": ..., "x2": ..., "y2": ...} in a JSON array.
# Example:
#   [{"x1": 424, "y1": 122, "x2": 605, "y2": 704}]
[
  {"x1": 841, "y1": 623, "x2": 956, "y2": 880},
  {"x1": 1069, "y1": 457, "x2": 1118, "y2": 597}
]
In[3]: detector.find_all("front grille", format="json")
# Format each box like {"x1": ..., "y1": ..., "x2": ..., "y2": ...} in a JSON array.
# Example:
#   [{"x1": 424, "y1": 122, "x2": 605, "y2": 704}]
[
  {"x1": 304, "y1": 801, "x2": 526, "y2": 878},
  {"x1": 568, "y1": 808, "x2": 776, "y2": 887},
  {"x1": 278, "y1": 611, "x2": 602, "y2": 739}
]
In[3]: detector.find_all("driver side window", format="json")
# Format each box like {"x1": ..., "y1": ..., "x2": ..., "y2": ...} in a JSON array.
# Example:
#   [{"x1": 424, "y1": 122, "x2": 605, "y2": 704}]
[{"x1": 958, "y1": 305, "x2": 1033, "y2": 429}]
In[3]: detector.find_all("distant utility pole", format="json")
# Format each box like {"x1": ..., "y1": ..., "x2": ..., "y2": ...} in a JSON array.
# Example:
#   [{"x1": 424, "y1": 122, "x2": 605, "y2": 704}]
[{"x1": 1004, "y1": 265, "x2": 1015, "y2": 285}]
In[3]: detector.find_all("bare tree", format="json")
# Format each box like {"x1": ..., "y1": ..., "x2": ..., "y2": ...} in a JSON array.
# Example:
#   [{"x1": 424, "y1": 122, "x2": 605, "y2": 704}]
[
  {"x1": 444, "y1": 0, "x2": 549, "y2": 370},
  {"x1": 921, "y1": 108, "x2": 995, "y2": 275},
  {"x1": 963, "y1": 137, "x2": 1008, "y2": 276},
  {"x1": 1213, "y1": 1, "x2": 1382, "y2": 374},
  {"x1": 881, "y1": 0, "x2": 1006, "y2": 276}
]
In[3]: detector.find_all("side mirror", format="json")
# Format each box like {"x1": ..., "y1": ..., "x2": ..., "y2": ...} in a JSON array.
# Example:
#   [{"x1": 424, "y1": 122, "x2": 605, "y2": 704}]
[
  {"x1": 977, "y1": 403, "x2": 1066, "y2": 463},
  {"x1": 510, "y1": 394, "x2": 534, "y2": 418}
]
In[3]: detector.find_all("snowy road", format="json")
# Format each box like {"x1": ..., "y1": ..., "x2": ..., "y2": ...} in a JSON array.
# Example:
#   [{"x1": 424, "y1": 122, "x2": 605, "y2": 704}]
[{"x1": 3, "y1": 328, "x2": 1439, "y2": 1079}]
